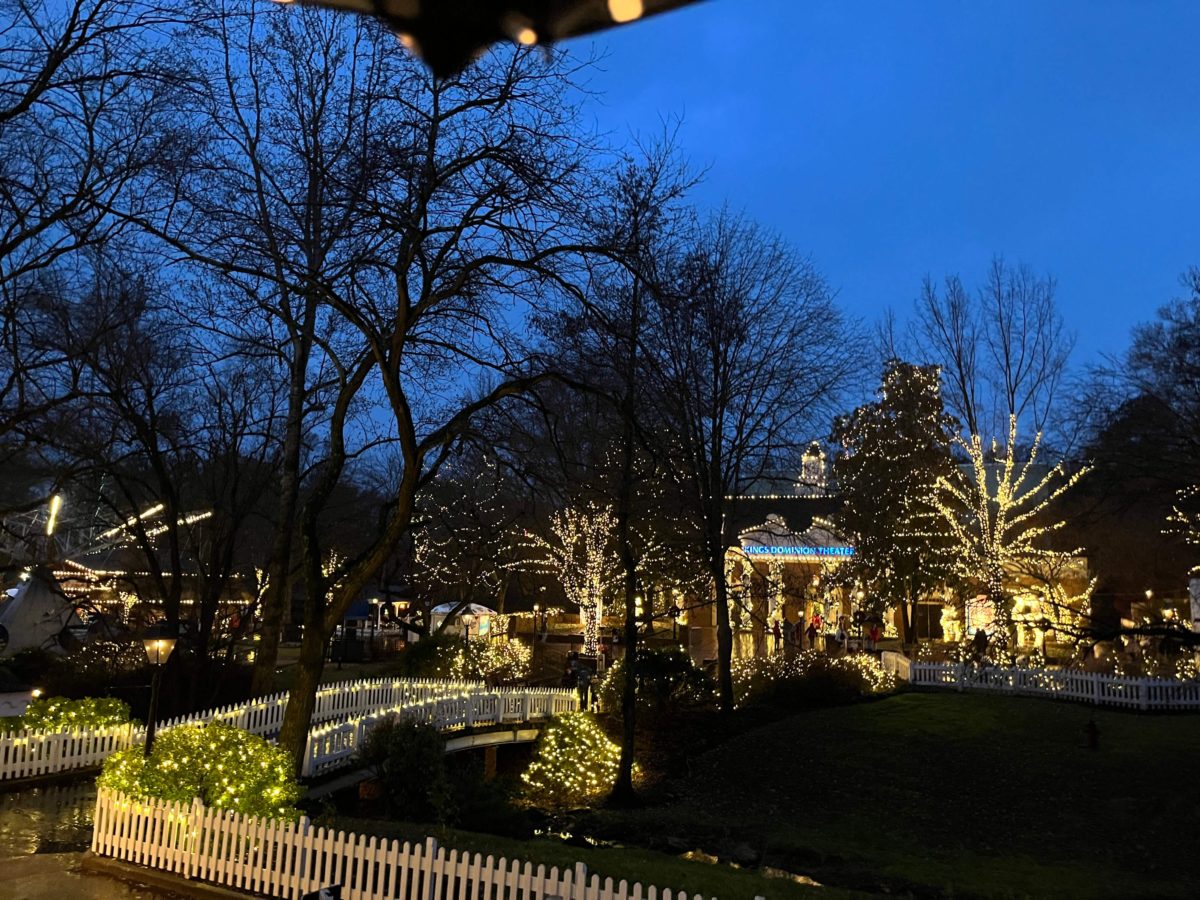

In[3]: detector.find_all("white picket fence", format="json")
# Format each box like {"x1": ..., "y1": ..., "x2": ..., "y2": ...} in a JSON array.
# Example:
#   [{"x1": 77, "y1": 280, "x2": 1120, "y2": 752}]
[
  {"x1": 909, "y1": 662, "x2": 1200, "y2": 710},
  {"x1": 302, "y1": 688, "x2": 578, "y2": 777},
  {"x1": 92, "y1": 788, "x2": 715, "y2": 900},
  {"x1": 0, "y1": 678, "x2": 572, "y2": 782},
  {"x1": 879, "y1": 650, "x2": 911, "y2": 681}
]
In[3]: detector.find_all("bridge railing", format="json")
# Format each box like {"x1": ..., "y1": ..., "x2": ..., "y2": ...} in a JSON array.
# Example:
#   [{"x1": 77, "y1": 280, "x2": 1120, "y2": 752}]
[
  {"x1": 0, "y1": 677, "x2": 542, "y2": 783},
  {"x1": 301, "y1": 686, "x2": 579, "y2": 778}
]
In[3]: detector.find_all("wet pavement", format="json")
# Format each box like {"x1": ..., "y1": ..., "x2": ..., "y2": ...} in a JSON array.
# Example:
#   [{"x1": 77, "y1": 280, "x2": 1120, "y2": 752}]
[{"x1": 0, "y1": 783, "x2": 185, "y2": 899}]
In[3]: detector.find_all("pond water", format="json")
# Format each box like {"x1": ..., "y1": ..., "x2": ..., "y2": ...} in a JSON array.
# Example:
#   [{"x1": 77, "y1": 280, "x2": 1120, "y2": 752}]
[
  {"x1": 0, "y1": 782, "x2": 182, "y2": 898},
  {"x1": 0, "y1": 782, "x2": 96, "y2": 857}
]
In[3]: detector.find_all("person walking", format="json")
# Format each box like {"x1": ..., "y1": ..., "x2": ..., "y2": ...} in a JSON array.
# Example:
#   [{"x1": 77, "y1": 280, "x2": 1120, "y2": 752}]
[
  {"x1": 772, "y1": 619, "x2": 783, "y2": 654},
  {"x1": 834, "y1": 621, "x2": 848, "y2": 656},
  {"x1": 780, "y1": 613, "x2": 793, "y2": 652},
  {"x1": 805, "y1": 619, "x2": 818, "y2": 652}
]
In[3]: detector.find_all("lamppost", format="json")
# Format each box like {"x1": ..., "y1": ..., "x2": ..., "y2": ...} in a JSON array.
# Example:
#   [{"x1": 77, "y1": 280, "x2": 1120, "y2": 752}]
[
  {"x1": 669, "y1": 604, "x2": 682, "y2": 641},
  {"x1": 141, "y1": 624, "x2": 177, "y2": 757},
  {"x1": 856, "y1": 590, "x2": 866, "y2": 651},
  {"x1": 368, "y1": 598, "x2": 379, "y2": 657}
]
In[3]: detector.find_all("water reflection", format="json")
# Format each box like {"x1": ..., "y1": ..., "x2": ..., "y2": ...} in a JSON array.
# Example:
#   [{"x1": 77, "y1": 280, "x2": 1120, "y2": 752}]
[{"x1": 0, "y1": 782, "x2": 96, "y2": 858}]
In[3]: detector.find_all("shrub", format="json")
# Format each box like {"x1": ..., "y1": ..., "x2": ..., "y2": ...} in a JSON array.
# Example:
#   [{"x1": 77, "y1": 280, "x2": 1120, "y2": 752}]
[
  {"x1": 596, "y1": 646, "x2": 714, "y2": 713},
  {"x1": 522, "y1": 712, "x2": 626, "y2": 809},
  {"x1": 357, "y1": 716, "x2": 453, "y2": 823},
  {"x1": 97, "y1": 723, "x2": 301, "y2": 820},
  {"x1": 732, "y1": 652, "x2": 896, "y2": 708},
  {"x1": 449, "y1": 637, "x2": 531, "y2": 684},
  {"x1": 19, "y1": 695, "x2": 133, "y2": 731},
  {"x1": 387, "y1": 631, "x2": 461, "y2": 678}
]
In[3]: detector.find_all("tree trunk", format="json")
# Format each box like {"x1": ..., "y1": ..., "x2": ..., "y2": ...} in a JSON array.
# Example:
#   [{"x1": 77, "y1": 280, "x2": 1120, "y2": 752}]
[
  {"x1": 610, "y1": 396, "x2": 640, "y2": 804},
  {"x1": 252, "y1": 292, "x2": 318, "y2": 697},
  {"x1": 277, "y1": 623, "x2": 327, "y2": 775},
  {"x1": 901, "y1": 600, "x2": 916, "y2": 646},
  {"x1": 713, "y1": 550, "x2": 734, "y2": 711}
]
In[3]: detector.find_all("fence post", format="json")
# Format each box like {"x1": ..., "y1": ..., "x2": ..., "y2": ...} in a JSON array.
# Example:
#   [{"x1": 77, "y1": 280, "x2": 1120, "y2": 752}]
[{"x1": 185, "y1": 796, "x2": 202, "y2": 880}]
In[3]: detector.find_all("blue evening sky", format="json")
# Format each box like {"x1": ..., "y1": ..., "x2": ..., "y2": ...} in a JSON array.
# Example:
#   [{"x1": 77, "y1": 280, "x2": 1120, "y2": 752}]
[{"x1": 574, "y1": 0, "x2": 1200, "y2": 364}]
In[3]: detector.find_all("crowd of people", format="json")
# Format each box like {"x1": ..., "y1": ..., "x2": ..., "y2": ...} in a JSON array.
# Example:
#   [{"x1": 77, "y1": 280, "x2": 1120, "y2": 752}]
[{"x1": 770, "y1": 611, "x2": 883, "y2": 656}]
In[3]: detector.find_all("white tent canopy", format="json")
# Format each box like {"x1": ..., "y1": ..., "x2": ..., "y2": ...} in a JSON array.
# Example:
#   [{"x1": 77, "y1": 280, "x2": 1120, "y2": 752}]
[{"x1": 430, "y1": 602, "x2": 497, "y2": 638}]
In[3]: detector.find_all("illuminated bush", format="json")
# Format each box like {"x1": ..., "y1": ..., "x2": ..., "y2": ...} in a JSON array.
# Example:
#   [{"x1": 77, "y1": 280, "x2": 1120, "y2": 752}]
[
  {"x1": 448, "y1": 637, "x2": 531, "y2": 684},
  {"x1": 98, "y1": 723, "x2": 301, "y2": 820},
  {"x1": 596, "y1": 646, "x2": 714, "y2": 713},
  {"x1": 522, "y1": 712, "x2": 627, "y2": 809},
  {"x1": 731, "y1": 651, "x2": 896, "y2": 708},
  {"x1": 19, "y1": 696, "x2": 133, "y2": 731}
]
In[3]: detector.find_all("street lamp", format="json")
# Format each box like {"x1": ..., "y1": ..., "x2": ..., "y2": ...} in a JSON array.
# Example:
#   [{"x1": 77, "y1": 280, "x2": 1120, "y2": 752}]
[
  {"x1": 141, "y1": 624, "x2": 177, "y2": 757},
  {"x1": 368, "y1": 598, "x2": 379, "y2": 655},
  {"x1": 669, "y1": 604, "x2": 682, "y2": 641}
]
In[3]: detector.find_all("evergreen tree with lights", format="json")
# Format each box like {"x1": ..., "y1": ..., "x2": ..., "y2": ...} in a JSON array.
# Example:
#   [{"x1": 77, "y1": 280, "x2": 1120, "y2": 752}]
[{"x1": 831, "y1": 360, "x2": 958, "y2": 643}]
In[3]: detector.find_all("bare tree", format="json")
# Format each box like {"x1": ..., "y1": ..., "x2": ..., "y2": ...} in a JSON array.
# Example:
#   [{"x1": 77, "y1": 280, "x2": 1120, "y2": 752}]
[
  {"x1": 0, "y1": 0, "x2": 188, "y2": 505},
  {"x1": 127, "y1": 3, "x2": 598, "y2": 766},
  {"x1": 915, "y1": 258, "x2": 1073, "y2": 440},
  {"x1": 651, "y1": 210, "x2": 861, "y2": 711}
]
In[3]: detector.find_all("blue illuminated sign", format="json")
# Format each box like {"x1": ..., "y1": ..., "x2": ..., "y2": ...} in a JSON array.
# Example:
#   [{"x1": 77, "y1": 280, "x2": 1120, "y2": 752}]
[{"x1": 744, "y1": 546, "x2": 854, "y2": 558}]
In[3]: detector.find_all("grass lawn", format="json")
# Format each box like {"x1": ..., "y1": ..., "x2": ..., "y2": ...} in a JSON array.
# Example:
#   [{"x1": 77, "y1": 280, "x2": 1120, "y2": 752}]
[{"x1": 578, "y1": 692, "x2": 1200, "y2": 898}]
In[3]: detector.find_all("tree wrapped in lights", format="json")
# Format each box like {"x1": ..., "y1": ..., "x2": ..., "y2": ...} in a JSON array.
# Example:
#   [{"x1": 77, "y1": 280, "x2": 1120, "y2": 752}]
[
  {"x1": 1167, "y1": 485, "x2": 1200, "y2": 572},
  {"x1": 831, "y1": 360, "x2": 959, "y2": 643},
  {"x1": 522, "y1": 711, "x2": 627, "y2": 809},
  {"x1": 522, "y1": 502, "x2": 619, "y2": 655},
  {"x1": 412, "y1": 455, "x2": 521, "y2": 619},
  {"x1": 98, "y1": 723, "x2": 301, "y2": 820},
  {"x1": 931, "y1": 415, "x2": 1090, "y2": 644}
]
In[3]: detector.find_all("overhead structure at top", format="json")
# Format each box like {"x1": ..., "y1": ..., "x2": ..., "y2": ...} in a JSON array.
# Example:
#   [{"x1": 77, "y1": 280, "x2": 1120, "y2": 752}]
[{"x1": 278, "y1": 0, "x2": 703, "y2": 77}]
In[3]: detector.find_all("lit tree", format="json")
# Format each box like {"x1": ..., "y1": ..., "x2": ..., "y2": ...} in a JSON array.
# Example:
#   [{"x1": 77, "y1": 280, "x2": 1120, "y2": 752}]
[
  {"x1": 523, "y1": 502, "x2": 619, "y2": 655},
  {"x1": 931, "y1": 415, "x2": 1090, "y2": 644},
  {"x1": 411, "y1": 454, "x2": 524, "y2": 622},
  {"x1": 1168, "y1": 485, "x2": 1200, "y2": 573},
  {"x1": 831, "y1": 360, "x2": 958, "y2": 643}
]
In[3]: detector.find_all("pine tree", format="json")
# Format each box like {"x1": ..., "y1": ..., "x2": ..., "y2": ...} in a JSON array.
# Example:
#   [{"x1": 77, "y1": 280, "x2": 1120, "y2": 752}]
[{"x1": 831, "y1": 360, "x2": 958, "y2": 643}]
